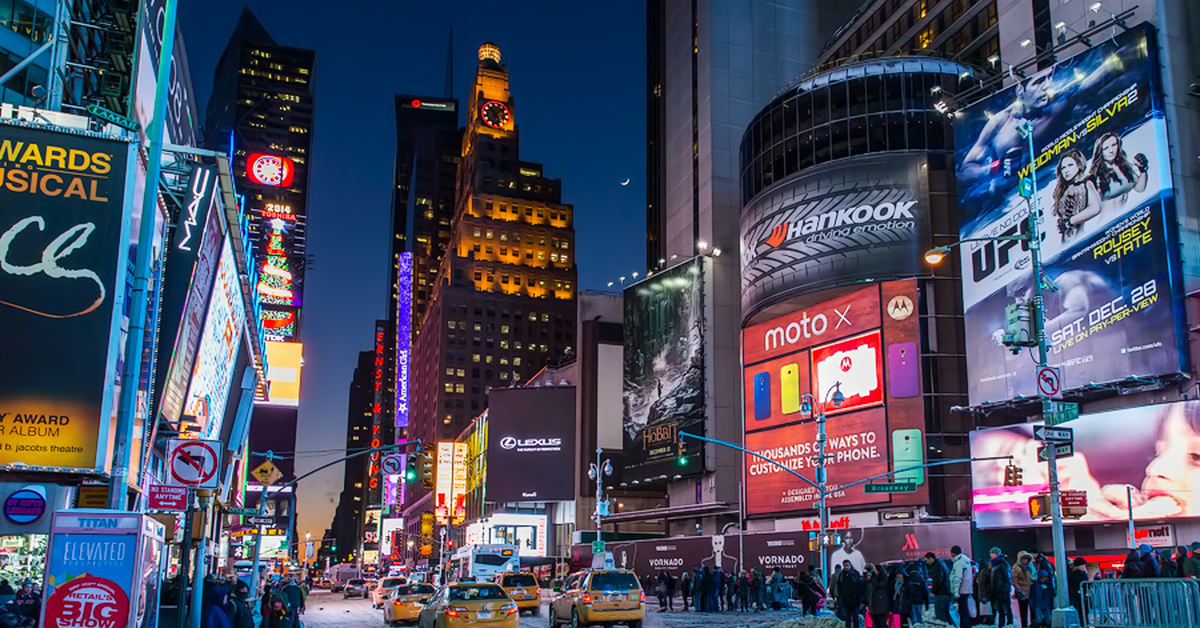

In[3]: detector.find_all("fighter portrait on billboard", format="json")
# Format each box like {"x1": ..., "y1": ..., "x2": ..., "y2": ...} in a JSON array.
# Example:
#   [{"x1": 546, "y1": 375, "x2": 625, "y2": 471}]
[{"x1": 954, "y1": 24, "x2": 1185, "y2": 402}]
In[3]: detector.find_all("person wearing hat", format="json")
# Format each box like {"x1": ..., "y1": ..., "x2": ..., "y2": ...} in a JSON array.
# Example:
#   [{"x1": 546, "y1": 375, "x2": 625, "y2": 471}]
[
  {"x1": 989, "y1": 548, "x2": 1014, "y2": 628},
  {"x1": 1068, "y1": 557, "x2": 1089, "y2": 620},
  {"x1": 1184, "y1": 543, "x2": 1200, "y2": 578},
  {"x1": 1012, "y1": 551, "x2": 1035, "y2": 628}
]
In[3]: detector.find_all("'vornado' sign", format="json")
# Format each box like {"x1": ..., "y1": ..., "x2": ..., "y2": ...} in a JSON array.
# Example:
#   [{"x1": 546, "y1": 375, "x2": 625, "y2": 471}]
[{"x1": 740, "y1": 154, "x2": 929, "y2": 321}]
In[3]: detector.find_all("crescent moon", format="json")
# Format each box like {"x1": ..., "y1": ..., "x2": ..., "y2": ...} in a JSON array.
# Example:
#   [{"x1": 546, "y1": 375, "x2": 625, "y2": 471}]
[{"x1": 620, "y1": 178, "x2": 631, "y2": 186}]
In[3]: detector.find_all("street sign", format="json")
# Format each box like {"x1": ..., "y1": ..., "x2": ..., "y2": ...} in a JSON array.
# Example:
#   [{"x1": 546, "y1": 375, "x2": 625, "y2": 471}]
[
  {"x1": 249, "y1": 516, "x2": 275, "y2": 526},
  {"x1": 1036, "y1": 365, "x2": 1062, "y2": 398},
  {"x1": 147, "y1": 484, "x2": 189, "y2": 511},
  {"x1": 1043, "y1": 400, "x2": 1080, "y2": 426},
  {"x1": 1033, "y1": 425, "x2": 1073, "y2": 443},
  {"x1": 86, "y1": 103, "x2": 142, "y2": 133},
  {"x1": 251, "y1": 460, "x2": 282, "y2": 487},
  {"x1": 229, "y1": 508, "x2": 257, "y2": 516},
  {"x1": 1038, "y1": 442, "x2": 1074, "y2": 462},
  {"x1": 381, "y1": 454, "x2": 403, "y2": 475},
  {"x1": 1029, "y1": 494, "x2": 1050, "y2": 519},
  {"x1": 864, "y1": 482, "x2": 917, "y2": 493},
  {"x1": 166, "y1": 439, "x2": 221, "y2": 489},
  {"x1": 1019, "y1": 177, "x2": 1034, "y2": 198},
  {"x1": 592, "y1": 540, "x2": 606, "y2": 553}
]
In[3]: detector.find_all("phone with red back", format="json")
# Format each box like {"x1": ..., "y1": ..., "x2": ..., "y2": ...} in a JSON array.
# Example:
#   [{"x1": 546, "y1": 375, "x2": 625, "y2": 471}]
[{"x1": 887, "y1": 342, "x2": 920, "y2": 398}]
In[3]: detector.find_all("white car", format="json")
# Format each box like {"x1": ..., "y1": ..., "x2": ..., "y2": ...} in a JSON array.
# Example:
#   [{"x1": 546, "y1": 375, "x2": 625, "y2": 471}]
[{"x1": 372, "y1": 576, "x2": 408, "y2": 608}]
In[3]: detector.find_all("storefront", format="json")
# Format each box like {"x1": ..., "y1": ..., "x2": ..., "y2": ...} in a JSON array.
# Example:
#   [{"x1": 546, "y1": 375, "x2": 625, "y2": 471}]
[{"x1": 0, "y1": 483, "x2": 74, "y2": 584}]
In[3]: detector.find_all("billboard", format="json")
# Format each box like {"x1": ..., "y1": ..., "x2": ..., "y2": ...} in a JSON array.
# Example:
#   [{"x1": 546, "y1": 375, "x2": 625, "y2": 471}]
[
  {"x1": 741, "y1": 281, "x2": 926, "y2": 516},
  {"x1": 156, "y1": 168, "x2": 224, "y2": 428},
  {"x1": 623, "y1": 258, "x2": 707, "y2": 482},
  {"x1": 133, "y1": 0, "x2": 199, "y2": 146},
  {"x1": 262, "y1": 341, "x2": 302, "y2": 407},
  {"x1": 434, "y1": 442, "x2": 454, "y2": 525},
  {"x1": 953, "y1": 23, "x2": 1186, "y2": 403},
  {"x1": 740, "y1": 154, "x2": 930, "y2": 318},
  {"x1": 182, "y1": 238, "x2": 245, "y2": 439},
  {"x1": 970, "y1": 399, "x2": 1200, "y2": 528},
  {"x1": 0, "y1": 125, "x2": 134, "y2": 471},
  {"x1": 464, "y1": 513, "x2": 548, "y2": 558},
  {"x1": 486, "y1": 387, "x2": 576, "y2": 502},
  {"x1": 395, "y1": 252, "x2": 412, "y2": 430}
]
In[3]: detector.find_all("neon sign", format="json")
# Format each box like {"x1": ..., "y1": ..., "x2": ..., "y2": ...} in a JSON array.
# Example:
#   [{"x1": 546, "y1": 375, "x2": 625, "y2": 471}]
[
  {"x1": 395, "y1": 253, "x2": 412, "y2": 430},
  {"x1": 260, "y1": 202, "x2": 296, "y2": 222},
  {"x1": 256, "y1": 220, "x2": 296, "y2": 306},
  {"x1": 245, "y1": 153, "x2": 295, "y2": 187}
]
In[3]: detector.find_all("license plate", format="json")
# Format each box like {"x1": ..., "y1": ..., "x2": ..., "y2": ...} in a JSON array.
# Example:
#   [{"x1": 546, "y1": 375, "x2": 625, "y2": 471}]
[{"x1": 476, "y1": 611, "x2": 492, "y2": 619}]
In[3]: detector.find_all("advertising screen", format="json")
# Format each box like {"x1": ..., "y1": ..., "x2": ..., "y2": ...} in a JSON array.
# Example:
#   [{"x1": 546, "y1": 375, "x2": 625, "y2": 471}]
[
  {"x1": 953, "y1": 23, "x2": 1186, "y2": 403},
  {"x1": 622, "y1": 258, "x2": 707, "y2": 483},
  {"x1": 262, "y1": 341, "x2": 302, "y2": 407},
  {"x1": 395, "y1": 252, "x2": 412, "y2": 430},
  {"x1": 0, "y1": 125, "x2": 133, "y2": 471},
  {"x1": 486, "y1": 387, "x2": 576, "y2": 502},
  {"x1": 741, "y1": 281, "x2": 926, "y2": 516},
  {"x1": 434, "y1": 442, "x2": 454, "y2": 525},
  {"x1": 182, "y1": 238, "x2": 246, "y2": 439},
  {"x1": 970, "y1": 400, "x2": 1200, "y2": 528},
  {"x1": 451, "y1": 443, "x2": 468, "y2": 525},
  {"x1": 740, "y1": 153, "x2": 930, "y2": 318},
  {"x1": 256, "y1": 213, "x2": 303, "y2": 309}
]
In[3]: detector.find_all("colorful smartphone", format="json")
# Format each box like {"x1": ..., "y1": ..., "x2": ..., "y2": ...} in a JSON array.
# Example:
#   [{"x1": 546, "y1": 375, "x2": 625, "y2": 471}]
[
  {"x1": 887, "y1": 342, "x2": 920, "y2": 398},
  {"x1": 892, "y1": 428, "x2": 925, "y2": 485},
  {"x1": 753, "y1": 372, "x2": 771, "y2": 420},
  {"x1": 780, "y1": 363, "x2": 800, "y2": 414}
]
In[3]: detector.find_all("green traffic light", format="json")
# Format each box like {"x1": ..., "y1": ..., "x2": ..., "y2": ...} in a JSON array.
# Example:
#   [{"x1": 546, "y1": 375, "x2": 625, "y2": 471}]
[
  {"x1": 404, "y1": 469, "x2": 417, "y2": 482},
  {"x1": 677, "y1": 455, "x2": 688, "y2": 467}
]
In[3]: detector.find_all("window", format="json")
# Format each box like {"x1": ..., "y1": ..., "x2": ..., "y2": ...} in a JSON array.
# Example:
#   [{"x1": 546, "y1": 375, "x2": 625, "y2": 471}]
[
  {"x1": 447, "y1": 321, "x2": 456, "y2": 329},
  {"x1": 514, "y1": 357, "x2": 522, "y2": 366},
  {"x1": 500, "y1": 340, "x2": 509, "y2": 349},
  {"x1": 474, "y1": 323, "x2": 482, "y2": 332},
  {"x1": 444, "y1": 383, "x2": 454, "y2": 393},
  {"x1": 455, "y1": 384, "x2": 465, "y2": 393},
  {"x1": 472, "y1": 354, "x2": 481, "y2": 363},
  {"x1": 445, "y1": 367, "x2": 454, "y2": 376},
  {"x1": 456, "y1": 369, "x2": 465, "y2": 377},
  {"x1": 541, "y1": 314, "x2": 549, "y2": 322}
]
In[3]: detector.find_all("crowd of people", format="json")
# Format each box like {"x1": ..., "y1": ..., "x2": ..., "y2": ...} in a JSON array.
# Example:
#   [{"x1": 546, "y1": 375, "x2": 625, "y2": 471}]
[
  {"x1": 0, "y1": 580, "x2": 40, "y2": 628},
  {"x1": 197, "y1": 575, "x2": 307, "y2": 628},
  {"x1": 635, "y1": 541, "x2": 1200, "y2": 628}
]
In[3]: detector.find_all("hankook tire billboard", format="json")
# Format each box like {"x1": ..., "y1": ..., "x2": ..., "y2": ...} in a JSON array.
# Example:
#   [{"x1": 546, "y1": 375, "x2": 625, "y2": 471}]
[
  {"x1": 740, "y1": 154, "x2": 930, "y2": 320},
  {"x1": 486, "y1": 386, "x2": 576, "y2": 502}
]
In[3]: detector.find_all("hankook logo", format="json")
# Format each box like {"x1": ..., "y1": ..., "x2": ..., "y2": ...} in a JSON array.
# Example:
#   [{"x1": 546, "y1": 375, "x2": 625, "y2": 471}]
[
  {"x1": 499, "y1": 436, "x2": 563, "y2": 452},
  {"x1": 760, "y1": 200, "x2": 917, "y2": 250}
]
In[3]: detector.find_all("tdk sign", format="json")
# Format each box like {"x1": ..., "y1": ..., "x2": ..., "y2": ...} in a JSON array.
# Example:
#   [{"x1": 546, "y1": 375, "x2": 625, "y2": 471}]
[{"x1": 500, "y1": 436, "x2": 563, "y2": 452}]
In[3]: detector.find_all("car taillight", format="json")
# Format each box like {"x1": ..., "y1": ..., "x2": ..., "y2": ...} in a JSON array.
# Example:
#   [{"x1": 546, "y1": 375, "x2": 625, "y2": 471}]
[
  {"x1": 446, "y1": 606, "x2": 468, "y2": 617},
  {"x1": 502, "y1": 603, "x2": 517, "y2": 616},
  {"x1": 639, "y1": 590, "x2": 646, "y2": 603},
  {"x1": 581, "y1": 594, "x2": 593, "y2": 605}
]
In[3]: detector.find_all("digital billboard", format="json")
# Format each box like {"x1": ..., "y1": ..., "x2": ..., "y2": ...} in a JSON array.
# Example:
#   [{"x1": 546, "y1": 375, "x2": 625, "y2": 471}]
[
  {"x1": 434, "y1": 442, "x2": 454, "y2": 525},
  {"x1": 133, "y1": 0, "x2": 199, "y2": 147},
  {"x1": 740, "y1": 153, "x2": 930, "y2": 318},
  {"x1": 246, "y1": 154, "x2": 296, "y2": 188},
  {"x1": 622, "y1": 257, "x2": 707, "y2": 483},
  {"x1": 486, "y1": 387, "x2": 576, "y2": 502},
  {"x1": 741, "y1": 281, "x2": 926, "y2": 516},
  {"x1": 256, "y1": 213, "x2": 302, "y2": 309},
  {"x1": 0, "y1": 125, "x2": 134, "y2": 471},
  {"x1": 970, "y1": 400, "x2": 1200, "y2": 528},
  {"x1": 953, "y1": 23, "x2": 1186, "y2": 403},
  {"x1": 395, "y1": 252, "x2": 412, "y2": 430},
  {"x1": 182, "y1": 238, "x2": 246, "y2": 439},
  {"x1": 262, "y1": 341, "x2": 302, "y2": 407}
]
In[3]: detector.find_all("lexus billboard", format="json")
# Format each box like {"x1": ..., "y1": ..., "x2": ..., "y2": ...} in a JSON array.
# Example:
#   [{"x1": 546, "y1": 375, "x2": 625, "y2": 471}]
[
  {"x1": 740, "y1": 153, "x2": 930, "y2": 319},
  {"x1": 486, "y1": 386, "x2": 576, "y2": 502}
]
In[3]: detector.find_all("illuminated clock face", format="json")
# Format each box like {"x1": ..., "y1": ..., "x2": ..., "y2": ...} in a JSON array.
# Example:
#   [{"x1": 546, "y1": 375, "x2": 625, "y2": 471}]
[
  {"x1": 481, "y1": 101, "x2": 511, "y2": 129},
  {"x1": 247, "y1": 153, "x2": 295, "y2": 187}
]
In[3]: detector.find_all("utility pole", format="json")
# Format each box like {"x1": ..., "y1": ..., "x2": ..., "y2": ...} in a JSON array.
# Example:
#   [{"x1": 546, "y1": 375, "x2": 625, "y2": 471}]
[{"x1": 588, "y1": 448, "x2": 613, "y2": 561}]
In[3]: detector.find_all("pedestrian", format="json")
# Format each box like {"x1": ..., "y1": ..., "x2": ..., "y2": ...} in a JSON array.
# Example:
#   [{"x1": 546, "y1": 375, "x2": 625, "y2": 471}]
[
  {"x1": 264, "y1": 595, "x2": 294, "y2": 628},
  {"x1": 1157, "y1": 549, "x2": 1177, "y2": 577},
  {"x1": 989, "y1": 548, "x2": 1014, "y2": 628},
  {"x1": 864, "y1": 564, "x2": 889, "y2": 628},
  {"x1": 926, "y1": 551, "x2": 953, "y2": 625},
  {"x1": 1012, "y1": 551, "x2": 1034, "y2": 628},
  {"x1": 736, "y1": 571, "x2": 750, "y2": 612},
  {"x1": 976, "y1": 556, "x2": 993, "y2": 625},
  {"x1": 1029, "y1": 571, "x2": 1054, "y2": 628},
  {"x1": 0, "y1": 579, "x2": 14, "y2": 607},
  {"x1": 281, "y1": 577, "x2": 305, "y2": 624},
  {"x1": 680, "y1": 570, "x2": 692, "y2": 611},
  {"x1": 655, "y1": 570, "x2": 671, "y2": 611},
  {"x1": 950, "y1": 545, "x2": 975, "y2": 628},
  {"x1": 1121, "y1": 549, "x2": 1143, "y2": 578},
  {"x1": 666, "y1": 570, "x2": 676, "y2": 611},
  {"x1": 726, "y1": 569, "x2": 737, "y2": 610},
  {"x1": 835, "y1": 561, "x2": 863, "y2": 628},
  {"x1": 750, "y1": 568, "x2": 764, "y2": 611},
  {"x1": 225, "y1": 581, "x2": 255, "y2": 628},
  {"x1": 1067, "y1": 557, "x2": 1088, "y2": 620},
  {"x1": 1185, "y1": 543, "x2": 1200, "y2": 578},
  {"x1": 714, "y1": 566, "x2": 726, "y2": 611},
  {"x1": 201, "y1": 584, "x2": 233, "y2": 628},
  {"x1": 892, "y1": 570, "x2": 915, "y2": 628},
  {"x1": 1029, "y1": 549, "x2": 1053, "y2": 581},
  {"x1": 797, "y1": 569, "x2": 821, "y2": 616},
  {"x1": 1137, "y1": 544, "x2": 1160, "y2": 577},
  {"x1": 905, "y1": 565, "x2": 928, "y2": 626},
  {"x1": 11, "y1": 580, "x2": 40, "y2": 628},
  {"x1": 700, "y1": 565, "x2": 716, "y2": 613},
  {"x1": 769, "y1": 567, "x2": 784, "y2": 610}
]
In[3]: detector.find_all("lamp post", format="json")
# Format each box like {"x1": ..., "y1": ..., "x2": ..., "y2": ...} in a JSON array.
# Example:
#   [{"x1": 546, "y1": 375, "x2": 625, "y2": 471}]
[
  {"x1": 588, "y1": 448, "x2": 614, "y2": 559},
  {"x1": 797, "y1": 382, "x2": 844, "y2": 591},
  {"x1": 925, "y1": 117, "x2": 1078, "y2": 628}
]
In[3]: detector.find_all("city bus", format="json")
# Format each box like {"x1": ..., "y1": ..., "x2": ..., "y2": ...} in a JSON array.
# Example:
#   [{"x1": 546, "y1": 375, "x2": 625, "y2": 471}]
[{"x1": 446, "y1": 544, "x2": 520, "y2": 582}]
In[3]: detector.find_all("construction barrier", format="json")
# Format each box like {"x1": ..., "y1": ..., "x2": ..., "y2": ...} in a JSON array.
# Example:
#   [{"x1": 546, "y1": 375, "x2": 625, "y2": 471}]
[{"x1": 1082, "y1": 578, "x2": 1200, "y2": 628}]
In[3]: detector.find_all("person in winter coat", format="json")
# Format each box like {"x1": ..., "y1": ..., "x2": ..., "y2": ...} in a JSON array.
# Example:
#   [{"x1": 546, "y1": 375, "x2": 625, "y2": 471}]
[
  {"x1": 926, "y1": 552, "x2": 953, "y2": 625},
  {"x1": 751, "y1": 568, "x2": 765, "y2": 611},
  {"x1": 656, "y1": 570, "x2": 672, "y2": 611},
  {"x1": 201, "y1": 584, "x2": 233, "y2": 628},
  {"x1": 1067, "y1": 557, "x2": 1089, "y2": 620},
  {"x1": 699, "y1": 566, "x2": 716, "y2": 613},
  {"x1": 1137, "y1": 544, "x2": 1161, "y2": 577},
  {"x1": 769, "y1": 567, "x2": 784, "y2": 610},
  {"x1": 1175, "y1": 546, "x2": 1193, "y2": 577},
  {"x1": 797, "y1": 569, "x2": 822, "y2": 616},
  {"x1": 864, "y1": 564, "x2": 890, "y2": 628},
  {"x1": 1029, "y1": 571, "x2": 1055, "y2": 628},
  {"x1": 836, "y1": 562, "x2": 864, "y2": 628},
  {"x1": 10, "y1": 581, "x2": 40, "y2": 628},
  {"x1": 264, "y1": 595, "x2": 294, "y2": 628},
  {"x1": 225, "y1": 581, "x2": 255, "y2": 628},
  {"x1": 1157, "y1": 550, "x2": 1177, "y2": 578},
  {"x1": 1012, "y1": 551, "x2": 1035, "y2": 628},
  {"x1": 1184, "y1": 543, "x2": 1200, "y2": 578},
  {"x1": 736, "y1": 571, "x2": 751, "y2": 612},
  {"x1": 891, "y1": 570, "x2": 914, "y2": 628},
  {"x1": 949, "y1": 546, "x2": 974, "y2": 627},
  {"x1": 1121, "y1": 549, "x2": 1144, "y2": 578},
  {"x1": 680, "y1": 571, "x2": 692, "y2": 611},
  {"x1": 281, "y1": 578, "x2": 304, "y2": 624},
  {"x1": 976, "y1": 558, "x2": 993, "y2": 626},
  {"x1": 990, "y1": 548, "x2": 1014, "y2": 628}
]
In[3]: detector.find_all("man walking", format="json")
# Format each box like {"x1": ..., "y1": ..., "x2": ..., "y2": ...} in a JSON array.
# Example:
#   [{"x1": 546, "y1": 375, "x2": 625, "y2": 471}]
[
  {"x1": 926, "y1": 552, "x2": 953, "y2": 625},
  {"x1": 950, "y1": 546, "x2": 975, "y2": 628},
  {"x1": 990, "y1": 548, "x2": 1014, "y2": 628}
]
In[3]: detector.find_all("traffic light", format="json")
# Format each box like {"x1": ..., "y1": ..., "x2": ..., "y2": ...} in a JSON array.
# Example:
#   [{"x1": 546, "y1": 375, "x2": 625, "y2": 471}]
[
  {"x1": 676, "y1": 438, "x2": 687, "y2": 467},
  {"x1": 1003, "y1": 463, "x2": 1024, "y2": 486},
  {"x1": 419, "y1": 445, "x2": 435, "y2": 489},
  {"x1": 405, "y1": 455, "x2": 418, "y2": 483}
]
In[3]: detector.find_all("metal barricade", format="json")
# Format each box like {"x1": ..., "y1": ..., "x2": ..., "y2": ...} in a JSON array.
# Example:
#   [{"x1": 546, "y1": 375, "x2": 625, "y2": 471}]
[{"x1": 1082, "y1": 578, "x2": 1200, "y2": 628}]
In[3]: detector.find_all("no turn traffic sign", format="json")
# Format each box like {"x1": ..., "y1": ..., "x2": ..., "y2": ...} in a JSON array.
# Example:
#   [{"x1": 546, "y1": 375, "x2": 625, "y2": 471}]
[
  {"x1": 1036, "y1": 365, "x2": 1062, "y2": 398},
  {"x1": 166, "y1": 439, "x2": 221, "y2": 489},
  {"x1": 381, "y1": 454, "x2": 403, "y2": 475}
]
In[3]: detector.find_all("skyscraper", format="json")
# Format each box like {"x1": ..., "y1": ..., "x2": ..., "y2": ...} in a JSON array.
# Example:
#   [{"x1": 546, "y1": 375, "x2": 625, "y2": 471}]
[
  {"x1": 405, "y1": 42, "x2": 577, "y2": 515},
  {"x1": 205, "y1": 8, "x2": 315, "y2": 488}
]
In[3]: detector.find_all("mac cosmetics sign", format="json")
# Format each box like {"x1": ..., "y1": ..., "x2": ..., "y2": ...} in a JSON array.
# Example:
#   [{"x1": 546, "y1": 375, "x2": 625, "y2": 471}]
[
  {"x1": 486, "y1": 386, "x2": 575, "y2": 502},
  {"x1": 740, "y1": 154, "x2": 930, "y2": 320}
]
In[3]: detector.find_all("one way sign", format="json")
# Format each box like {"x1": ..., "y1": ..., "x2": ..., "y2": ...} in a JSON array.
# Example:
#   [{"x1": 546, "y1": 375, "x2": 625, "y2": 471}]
[{"x1": 1033, "y1": 425, "x2": 1073, "y2": 443}]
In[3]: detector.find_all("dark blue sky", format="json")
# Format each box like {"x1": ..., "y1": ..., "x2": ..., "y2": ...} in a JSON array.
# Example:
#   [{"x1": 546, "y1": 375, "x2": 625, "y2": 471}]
[{"x1": 179, "y1": 1, "x2": 647, "y2": 543}]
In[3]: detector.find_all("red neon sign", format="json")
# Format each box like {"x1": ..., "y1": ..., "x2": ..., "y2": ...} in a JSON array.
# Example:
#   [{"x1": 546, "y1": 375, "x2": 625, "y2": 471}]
[{"x1": 246, "y1": 153, "x2": 295, "y2": 187}]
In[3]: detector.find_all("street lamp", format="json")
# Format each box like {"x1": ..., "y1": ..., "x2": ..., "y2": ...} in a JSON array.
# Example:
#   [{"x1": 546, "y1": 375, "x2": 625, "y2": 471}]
[
  {"x1": 588, "y1": 448, "x2": 614, "y2": 554},
  {"x1": 798, "y1": 382, "x2": 844, "y2": 591},
  {"x1": 924, "y1": 118, "x2": 1078, "y2": 628}
]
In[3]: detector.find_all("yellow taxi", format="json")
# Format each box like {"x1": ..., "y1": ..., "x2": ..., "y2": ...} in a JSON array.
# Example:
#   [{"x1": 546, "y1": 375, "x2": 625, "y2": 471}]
[
  {"x1": 493, "y1": 572, "x2": 541, "y2": 615},
  {"x1": 416, "y1": 582, "x2": 518, "y2": 628},
  {"x1": 548, "y1": 570, "x2": 644, "y2": 628},
  {"x1": 385, "y1": 583, "x2": 436, "y2": 626}
]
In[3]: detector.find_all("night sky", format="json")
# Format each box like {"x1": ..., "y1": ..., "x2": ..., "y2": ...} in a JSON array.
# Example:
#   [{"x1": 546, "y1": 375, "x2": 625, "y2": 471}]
[{"x1": 179, "y1": 1, "x2": 647, "y2": 548}]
